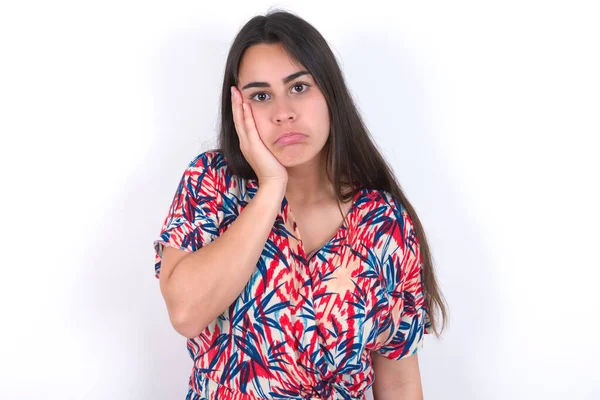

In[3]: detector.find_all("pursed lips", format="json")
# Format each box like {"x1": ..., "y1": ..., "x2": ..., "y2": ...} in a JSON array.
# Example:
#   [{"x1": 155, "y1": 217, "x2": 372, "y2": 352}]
[{"x1": 275, "y1": 132, "x2": 307, "y2": 145}]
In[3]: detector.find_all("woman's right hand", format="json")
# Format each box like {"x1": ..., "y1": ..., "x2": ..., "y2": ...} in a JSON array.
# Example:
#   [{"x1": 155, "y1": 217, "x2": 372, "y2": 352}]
[{"x1": 231, "y1": 86, "x2": 288, "y2": 187}]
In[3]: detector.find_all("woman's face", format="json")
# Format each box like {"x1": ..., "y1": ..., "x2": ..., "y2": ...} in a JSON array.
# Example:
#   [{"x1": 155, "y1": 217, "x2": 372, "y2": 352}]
[{"x1": 236, "y1": 43, "x2": 330, "y2": 167}]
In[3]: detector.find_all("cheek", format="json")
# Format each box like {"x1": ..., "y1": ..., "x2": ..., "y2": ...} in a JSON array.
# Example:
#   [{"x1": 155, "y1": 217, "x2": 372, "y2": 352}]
[{"x1": 308, "y1": 96, "x2": 330, "y2": 132}]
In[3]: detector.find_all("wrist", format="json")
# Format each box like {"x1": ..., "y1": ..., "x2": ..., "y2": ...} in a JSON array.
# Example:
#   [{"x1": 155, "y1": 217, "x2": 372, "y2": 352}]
[{"x1": 257, "y1": 179, "x2": 287, "y2": 200}]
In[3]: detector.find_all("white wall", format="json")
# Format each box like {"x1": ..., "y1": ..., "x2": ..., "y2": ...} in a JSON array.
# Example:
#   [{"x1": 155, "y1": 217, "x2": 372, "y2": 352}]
[{"x1": 1, "y1": 1, "x2": 599, "y2": 399}]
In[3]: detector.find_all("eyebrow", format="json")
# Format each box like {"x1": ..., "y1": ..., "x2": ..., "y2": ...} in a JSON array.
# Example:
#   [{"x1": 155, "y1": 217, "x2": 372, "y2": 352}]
[{"x1": 241, "y1": 71, "x2": 310, "y2": 90}]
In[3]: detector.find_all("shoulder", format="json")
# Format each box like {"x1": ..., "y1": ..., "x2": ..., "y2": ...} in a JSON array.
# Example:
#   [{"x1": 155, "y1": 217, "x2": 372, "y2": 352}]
[
  {"x1": 182, "y1": 150, "x2": 257, "y2": 200},
  {"x1": 182, "y1": 150, "x2": 236, "y2": 185},
  {"x1": 173, "y1": 150, "x2": 231, "y2": 199},
  {"x1": 357, "y1": 188, "x2": 417, "y2": 247},
  {"x1": 357, "y1": 188, "x2": 409, "y2": 222},
  {"x1": 185, "y1": 150, "x2": 228, "y2": 174}
]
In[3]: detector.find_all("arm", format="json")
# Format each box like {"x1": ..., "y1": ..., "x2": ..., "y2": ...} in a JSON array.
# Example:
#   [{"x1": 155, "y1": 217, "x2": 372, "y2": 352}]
[
  {"x1": 159, "y1": 181, "x2": 285, "y2": 338},
  {"x1": 371, "y1": 352, "x2": 423, "y2": 400}
]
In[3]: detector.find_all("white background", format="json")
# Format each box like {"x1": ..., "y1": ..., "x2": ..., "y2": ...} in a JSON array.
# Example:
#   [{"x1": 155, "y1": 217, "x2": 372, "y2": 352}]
[{"x1": 1, "y1": 1, "x2": 599, "y2": 399}]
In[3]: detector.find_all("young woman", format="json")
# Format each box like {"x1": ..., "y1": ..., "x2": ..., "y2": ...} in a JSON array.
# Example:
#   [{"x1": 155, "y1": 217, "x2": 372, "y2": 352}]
[{"x1": 154, "y1": 10, "x2": 447, "y2": 400}]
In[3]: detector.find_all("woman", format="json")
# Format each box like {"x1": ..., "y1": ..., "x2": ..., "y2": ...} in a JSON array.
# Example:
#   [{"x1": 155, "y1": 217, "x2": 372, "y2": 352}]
[{"x1": 154, "y1": 10, "x2": 448, "y2": 400}]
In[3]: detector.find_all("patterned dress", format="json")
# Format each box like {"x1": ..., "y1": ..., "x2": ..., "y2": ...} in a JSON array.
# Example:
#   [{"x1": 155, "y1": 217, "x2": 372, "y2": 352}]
[{"x1": 154, "y1": 151, "x2": 431, "y2": 400}]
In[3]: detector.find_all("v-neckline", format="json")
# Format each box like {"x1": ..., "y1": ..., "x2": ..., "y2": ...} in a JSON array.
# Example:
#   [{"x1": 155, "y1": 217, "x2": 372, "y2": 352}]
[{"x1": 282, "y1": 187, "x2": 365, "y2": 262}]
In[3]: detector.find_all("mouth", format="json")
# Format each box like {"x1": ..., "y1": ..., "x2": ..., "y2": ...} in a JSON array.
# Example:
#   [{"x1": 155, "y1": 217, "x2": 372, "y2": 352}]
[{"x1": 275, "y1": 132, "x2": 307, "y2": 145}]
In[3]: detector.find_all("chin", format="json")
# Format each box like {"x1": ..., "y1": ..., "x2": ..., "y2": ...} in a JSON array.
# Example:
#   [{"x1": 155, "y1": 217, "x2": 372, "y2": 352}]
[{"x1": 273, "y1": 144, "x2": 323, "y2": 168}]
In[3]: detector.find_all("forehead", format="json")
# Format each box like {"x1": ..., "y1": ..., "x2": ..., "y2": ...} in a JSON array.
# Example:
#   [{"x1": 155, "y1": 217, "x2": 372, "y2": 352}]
[{"x1": 238, "y1": 43, "x2": 305, "y2": 84}]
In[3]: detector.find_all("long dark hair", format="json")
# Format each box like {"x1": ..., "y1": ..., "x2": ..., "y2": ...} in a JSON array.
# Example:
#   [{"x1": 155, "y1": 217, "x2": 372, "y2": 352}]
[{"x1": 214, "y1": 10, "x2": 447, "y2": 336}]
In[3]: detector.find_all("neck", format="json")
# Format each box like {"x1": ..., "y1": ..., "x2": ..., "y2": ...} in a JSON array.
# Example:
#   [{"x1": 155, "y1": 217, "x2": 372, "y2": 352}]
[{"x1": 285, "y1": 149, "x2": 334, "y2": 205}]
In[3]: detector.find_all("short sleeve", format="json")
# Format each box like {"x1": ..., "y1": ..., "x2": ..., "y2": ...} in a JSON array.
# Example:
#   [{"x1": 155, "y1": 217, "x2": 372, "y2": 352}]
[
  {"x1": 374, "y1": 194, "x2": 431, "y2": 360},
  {"x1": 153, "y1": 152, "x2": 220, "y2": 279}
]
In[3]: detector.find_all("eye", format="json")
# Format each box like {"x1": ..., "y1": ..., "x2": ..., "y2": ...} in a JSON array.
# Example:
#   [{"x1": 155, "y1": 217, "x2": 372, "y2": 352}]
[
  {"x1": 291, "y1": 83, "x2": 309, "y2": 93},
  {"x1": 250, "y1": 92, "x2": 271, "y2": 102}
]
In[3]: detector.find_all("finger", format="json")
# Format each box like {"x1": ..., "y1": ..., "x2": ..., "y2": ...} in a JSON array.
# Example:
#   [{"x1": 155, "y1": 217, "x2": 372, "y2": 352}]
[
  {"x1": 242, "y1": 102, "x2": 260, "y2": 142},
  {"x1": 231, "y1": 87, "x2": 247, "y2": 143}
]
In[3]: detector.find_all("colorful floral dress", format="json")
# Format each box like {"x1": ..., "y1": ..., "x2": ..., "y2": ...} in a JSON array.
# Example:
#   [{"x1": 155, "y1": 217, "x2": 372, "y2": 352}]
[{"x1": 154, "y1": 151, "x2": 431, "y2": 400}]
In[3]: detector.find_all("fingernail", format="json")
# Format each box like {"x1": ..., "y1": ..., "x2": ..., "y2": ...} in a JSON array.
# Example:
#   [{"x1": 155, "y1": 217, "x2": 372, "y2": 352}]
[{"x1": 230, "y1": 87, "x2": 235, "y2": 97}]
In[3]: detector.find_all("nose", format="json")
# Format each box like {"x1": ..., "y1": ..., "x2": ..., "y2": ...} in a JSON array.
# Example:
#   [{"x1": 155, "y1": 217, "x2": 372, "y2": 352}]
[{"x1": 272, "y1": 97, "x2": 296, "y2": 124}]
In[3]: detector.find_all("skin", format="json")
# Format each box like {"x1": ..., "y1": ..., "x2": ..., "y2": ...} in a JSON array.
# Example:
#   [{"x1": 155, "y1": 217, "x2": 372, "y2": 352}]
[
  {"x1": 235, "y1": 42, "x2": 352, "y2": 254},
  {"x1": 371, "y1": 352, "x2": 423, "y2": 400},
  {"x1": 236, "y1": 44, "x2": 334, "y2": 198}
]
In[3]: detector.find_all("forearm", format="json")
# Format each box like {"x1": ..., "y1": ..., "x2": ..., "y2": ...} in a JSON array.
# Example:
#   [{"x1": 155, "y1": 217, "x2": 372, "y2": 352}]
[{"x1": 163, "y1": 182, "x2": 285, "y2": 338}]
